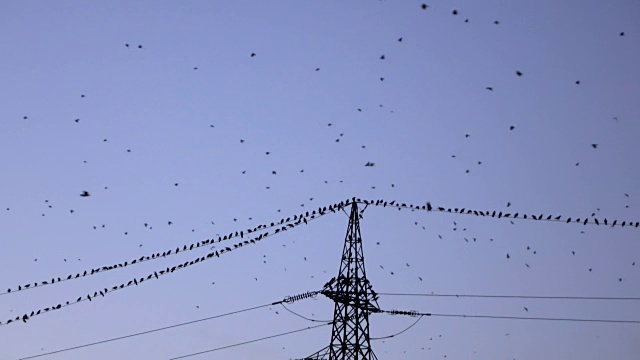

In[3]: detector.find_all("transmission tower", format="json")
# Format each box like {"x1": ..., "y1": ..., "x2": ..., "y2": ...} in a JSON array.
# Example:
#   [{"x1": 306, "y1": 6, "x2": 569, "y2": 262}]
[{"x1": 303, "y1": 200, "x2": 380, "y2": 360}]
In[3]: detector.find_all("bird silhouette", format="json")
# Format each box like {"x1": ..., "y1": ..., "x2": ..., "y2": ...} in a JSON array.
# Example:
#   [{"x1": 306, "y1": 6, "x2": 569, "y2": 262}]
[{"x1": 80, "y1": 191, "x2": 90, "y2": 197}]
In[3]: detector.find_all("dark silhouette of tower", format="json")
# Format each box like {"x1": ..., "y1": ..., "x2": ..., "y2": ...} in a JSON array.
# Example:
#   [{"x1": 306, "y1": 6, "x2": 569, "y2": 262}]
[{"x1": 304, "y1": 200, "x2": 380, "y2": 360}]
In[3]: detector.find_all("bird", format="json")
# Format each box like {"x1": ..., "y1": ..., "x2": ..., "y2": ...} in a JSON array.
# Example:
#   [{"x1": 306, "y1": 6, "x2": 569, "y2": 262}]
[
  {"x1": 494, "y1": 20, "x2": 500, "y2": 25},
  {"x1": 485, "y1": 86, "x2": 493, "y2": 91},
  {"x1": 365, "y1": 162, "x2": 375, "y2": 167},
  {"x1": 516, "y1": 70, "x2": 523, "y2": 76},
  {"x1": 506, "y1": 253, "x2": 510, "y2": 259},
  {"x1": 620, "y1": 32, "x2": 625, "y2": 36},
  {"x1": 575, "y1": 80, "x2": 580, "y2": 85},
  {"x1": 510, "y1": 125, "x2": 515, "y2": 130},
  {"x1": 452, "y1": 9, "x2": 458, "y2": 15},
  {"x1": 591, "y1": 144, "x2": 598, "y2": 149},
  {"x1": 421, "y1": 4, "x2": 428, "y2": 10},
  {"x1": 380, "y1": 55, "x2": 385, "y2": 60},
  {"x1": 250, "y1": 52, "x2": 256, "y2": 57},
  {"x1": 398, "y1": 37, "x2": 403, "y2": 42},
  {"x1": 80, "y1": 191, "x2": 90, "y2": 197}
]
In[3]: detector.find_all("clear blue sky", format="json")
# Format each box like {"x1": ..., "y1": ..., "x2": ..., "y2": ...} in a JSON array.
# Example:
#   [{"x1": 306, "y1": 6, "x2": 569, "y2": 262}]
[{"x1": 1, "y1": 1, "x2": 639, "y2": 359}]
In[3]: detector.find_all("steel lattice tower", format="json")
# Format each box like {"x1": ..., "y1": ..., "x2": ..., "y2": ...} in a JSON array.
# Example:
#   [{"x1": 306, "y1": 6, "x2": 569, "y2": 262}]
[{"x1": 304, "y1": 200, "x2": 380, "y2": 360}]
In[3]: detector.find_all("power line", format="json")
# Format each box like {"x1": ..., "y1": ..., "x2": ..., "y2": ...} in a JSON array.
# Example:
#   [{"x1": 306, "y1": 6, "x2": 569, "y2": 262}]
[
  {"x1": 4, "y1": 196, "x2": 637, "y2": 298},
  {"x1": 16, "y1": 302, "x2": 278, "y2": 360},
  {"x1": 370, "y1": 315, "x2": 423, "y2": 340},
  {"x1": 360, "y1": 198, "x2": 639, "y2": 229},
  {"x1": 1, "y1": 204, "x2": 337, "y2": 298},
  {"x1": 377, "y1": 292, "x2": 640, "y2": 301},
  {"x1": 383, "y1": 309, "x2": 640, "y2": 324},
  {"x1": 2, "y1": 217, "x2": 321, "y2": 327},
  {"x1": 280, "y1": 303, "x2": 333, "y2": 323},
  {"x1": 166, "y1": 322, "x2": 332, "y2": 360}
]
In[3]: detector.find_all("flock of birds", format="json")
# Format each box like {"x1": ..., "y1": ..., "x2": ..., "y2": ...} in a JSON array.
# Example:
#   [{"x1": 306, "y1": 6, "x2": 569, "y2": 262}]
[
  {"x1": 2, "y1": 196, "x2": 637, "y2": 326},
  {"x1": 1, "y1": 4, "x2": 636, "y2": 359}
]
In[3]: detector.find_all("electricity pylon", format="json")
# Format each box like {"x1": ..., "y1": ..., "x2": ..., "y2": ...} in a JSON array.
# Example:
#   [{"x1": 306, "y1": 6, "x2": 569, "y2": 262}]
[{"x1": 303, "y1": 200, "x2": 380, "y2": 360}]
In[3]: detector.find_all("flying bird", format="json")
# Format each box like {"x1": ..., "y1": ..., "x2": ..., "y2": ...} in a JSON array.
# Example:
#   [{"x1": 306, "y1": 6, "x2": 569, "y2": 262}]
[
  {"x1": 80, "y1": 191, "x2": 90, "y2": 197},
  {"x1": 516, "y1": 70, "x2": 523, "y2": 76}
]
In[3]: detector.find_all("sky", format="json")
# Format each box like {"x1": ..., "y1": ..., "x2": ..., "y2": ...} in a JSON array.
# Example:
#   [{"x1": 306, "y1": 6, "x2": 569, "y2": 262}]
[{"x1": 1, "y1": 1, "x2": 639, "y2": 359}]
